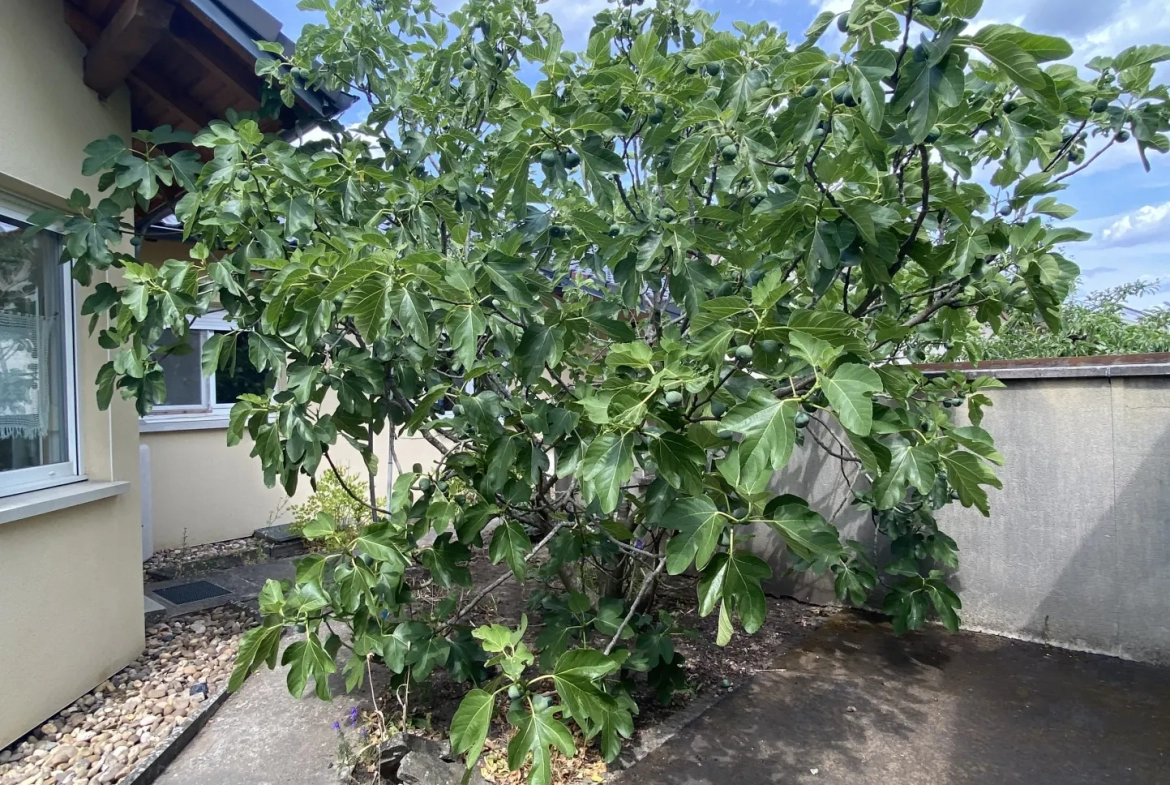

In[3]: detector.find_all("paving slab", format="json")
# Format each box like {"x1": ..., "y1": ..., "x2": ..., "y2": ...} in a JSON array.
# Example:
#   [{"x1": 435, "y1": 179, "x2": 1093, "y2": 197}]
[
  {"x1": 617, "y1": 612, "x2": 1170, "y2": 785},
  {"x1": 145, "y1": 557, "x2": 298, "y2": 617},
  {"x1": 152, "y1": 638, "x2": 383, "y2": 785}
]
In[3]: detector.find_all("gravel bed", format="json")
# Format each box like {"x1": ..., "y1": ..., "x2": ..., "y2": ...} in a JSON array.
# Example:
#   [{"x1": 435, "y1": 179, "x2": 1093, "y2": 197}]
[
  {"x1": 0, "y1": 607, "x2": 253, "y2": 785},
  {"x1": 143, "y1": 537, "x2": 263, "y2": 579}
]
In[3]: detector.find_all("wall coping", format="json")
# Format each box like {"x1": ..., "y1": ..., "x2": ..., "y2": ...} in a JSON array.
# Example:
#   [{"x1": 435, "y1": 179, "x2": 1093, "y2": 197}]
[{"x1": 919, "y1": 353, "x2": 1170, "y2": 380}]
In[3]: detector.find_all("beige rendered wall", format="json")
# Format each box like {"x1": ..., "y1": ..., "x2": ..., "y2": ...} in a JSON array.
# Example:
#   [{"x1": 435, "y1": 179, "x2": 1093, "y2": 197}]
[
  {"x1": 749, "y1": 369, "x2": 1170, "y2": 665},
  {"x1": 142, "y1": 428, "x2": 441, "y2": 550},
  {"x1": 0, "y1": 1, "x2": 145, "y2": 749}
]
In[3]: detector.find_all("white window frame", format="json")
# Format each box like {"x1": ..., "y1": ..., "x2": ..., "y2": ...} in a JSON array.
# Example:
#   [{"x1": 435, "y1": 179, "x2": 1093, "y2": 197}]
[
  {"x1": 0, "y1": 194, "x2": 82, "y2": 497},
  {"x1": 142, "y1": 311, "x2": 262, "y2": 430}
]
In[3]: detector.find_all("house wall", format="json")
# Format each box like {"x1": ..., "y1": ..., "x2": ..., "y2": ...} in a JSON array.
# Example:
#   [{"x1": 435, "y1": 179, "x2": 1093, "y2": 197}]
[
  {"x1": 0, "y1": 0, "x2": 144, "y2": 749},
  {"x1": 748, "y1": 361, "x2": 1170, "y2": 665},
  {"x1": 139, "y1": 228, "x2": 444, "y2": 551},
  {"x1": 142, "y1": 428, "x2": 441, "y2": 550}
]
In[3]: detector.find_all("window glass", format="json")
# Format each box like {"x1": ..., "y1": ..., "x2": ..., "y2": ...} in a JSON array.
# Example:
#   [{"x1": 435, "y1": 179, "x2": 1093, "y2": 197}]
[
  {"x1": 214, "y1": 333, "x2": 267, "y2": 406},
  {"x1": 0, "y1": 218, "x2": 71, "y2": 474},
  {"x1": 157, "y1": 329, "x2": 203, "y2": 407}
]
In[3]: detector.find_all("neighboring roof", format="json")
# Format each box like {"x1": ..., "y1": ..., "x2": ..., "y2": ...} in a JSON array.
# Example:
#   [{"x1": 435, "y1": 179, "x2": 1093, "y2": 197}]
[{"x1": 62, "y1": 0, "x2": 354, "y2": 225}]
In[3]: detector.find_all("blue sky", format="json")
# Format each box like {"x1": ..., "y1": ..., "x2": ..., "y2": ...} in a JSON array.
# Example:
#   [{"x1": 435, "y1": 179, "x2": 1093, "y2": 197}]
[{"x1": 255, "y1": 0, "x2": 1170, "y2": 308}]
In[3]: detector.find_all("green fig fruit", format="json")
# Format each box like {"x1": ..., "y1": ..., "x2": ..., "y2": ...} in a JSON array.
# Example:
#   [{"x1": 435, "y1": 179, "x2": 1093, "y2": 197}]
[
  {"x1": 735, "y1": 344, "x2": 754, "y2": 362},
  {"x1": 1002, "y1": 99, "x2": 1018, "y2": 114},
  {"x1": 772, "y1": 167, "x2": 792, "y2": 185},
  {"x1": 837, "y1": 14, "x2": 850, "y2": 32},
  {"x1": 913, "y1": 43, "x2": 928, "y2": 62},
  {"x1": 749, "y1": 192, "x2": 766, "y2": 207},
  {"x1": 925, "y1": 127, "x2": 941, "y2": 144},
  {"x1": 916, "y1": 0, "x2": 942, "y2": 16},
  {"x1": 462, "y1": 56, "x2": 475, "y2": 71},
  {"x1": 236, "y1": 170, "x2": 250, "y2": 182},
  {"x1": 711, "y1": 400, "x2": 728, "y2": 416},
  {"x1": 412, "y1": 463, "x2": 423, "y2": 474},
  {"x1": 706, "y1": 62, "x2": 721, "y2": 76},
  {"x1": 608, "y1": 223, "x2": 621, "y2": 237},
  {"x1": 794, "y1": 411, "x2": 811, "y2": 429},
  {"x1": 721, "y1": 144, "x2": 739, "y2": 160},
  {"x1": 1091, "y1": 97, "x2": 1110, "y2": 113},
  {"x1": 998, "y1": 204, "x2": 1012, "y2": 217},
  {"x1": 540, "y1": 149, "x2": 560, "y2": 167},
  {"x1": 664, "y1": 390, "x2": 683, "y2": 406},
  {"x1": 831, "y1": 84, "x2": 851, "y2": 105},
  {"x1": 759, "y1": 339, "x2": 779, "y2": 353},
  {"x1": 717, "y1": 135, "x2": 735, "y2": 149},
  {"x1": 800, "y1": 85, "x2": 819, "y2": 99},
  {"x1": 1116, "y1": 130, "x2": 1130, "y2": 142},
  {"x1": 564, "y1": 151, "x2": 581, "y2": 168},
  {"x1": 659, "y1": 207, "x2": 677, "y2": 222},
  {"x1": 549, "y1": 225, "x2": 568, "y2": 239}
]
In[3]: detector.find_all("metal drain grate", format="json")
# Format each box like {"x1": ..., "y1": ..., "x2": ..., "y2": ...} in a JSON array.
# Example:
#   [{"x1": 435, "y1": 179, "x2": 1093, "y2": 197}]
[{"x1": 154, "y1": 580, "x2": 231, "y2": 605}]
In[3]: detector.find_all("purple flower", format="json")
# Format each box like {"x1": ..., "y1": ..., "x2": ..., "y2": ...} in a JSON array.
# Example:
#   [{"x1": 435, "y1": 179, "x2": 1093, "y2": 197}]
[
  {"x1": 360, "y1": 727, "x2": 368, "y2": 739},
  {"x1": 634, "y1": 539, "x2": 644, "y2": 550},
  {"x1": 332, "y1": 721, "x2": 341, "y2": 731},
  {"x1": 348, "y1": 706, "x2": 359, "y2": 726}
]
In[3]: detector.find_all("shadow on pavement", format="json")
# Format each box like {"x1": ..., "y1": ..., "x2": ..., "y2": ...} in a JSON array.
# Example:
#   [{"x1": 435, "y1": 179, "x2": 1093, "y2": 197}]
[{"x1": 616, "y1": 612, "x2": 1170, "y2": 784}]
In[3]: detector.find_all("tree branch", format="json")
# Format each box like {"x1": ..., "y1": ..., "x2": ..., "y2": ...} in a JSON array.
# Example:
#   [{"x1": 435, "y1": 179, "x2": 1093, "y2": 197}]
[{"x1": 603, "y1": 556, "x2": 666, "y2": 655}]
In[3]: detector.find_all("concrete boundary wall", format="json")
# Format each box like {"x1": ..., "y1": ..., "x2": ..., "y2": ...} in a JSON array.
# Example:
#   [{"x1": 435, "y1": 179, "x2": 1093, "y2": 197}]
[{"x1": 750, "y1": 354, "x2": 1170, "y2": 665}]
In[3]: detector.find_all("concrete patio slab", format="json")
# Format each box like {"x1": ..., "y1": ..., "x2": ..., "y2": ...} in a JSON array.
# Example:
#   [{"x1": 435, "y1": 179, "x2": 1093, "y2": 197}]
[
  {"x1": 145, "y1": 557, "x2": 298, "y2": 617},
  {"x1": 617, "y1": 612, "x2": 1170, "y2": 785},
  {"x1": 152, "y1": 637, "x2": 385, "y2": 785}
]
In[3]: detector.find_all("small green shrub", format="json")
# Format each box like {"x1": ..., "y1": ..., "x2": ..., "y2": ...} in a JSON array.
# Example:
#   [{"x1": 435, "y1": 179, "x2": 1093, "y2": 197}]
[{"x1": 290, "y1": 468, "x2": 386, "y2": 533}]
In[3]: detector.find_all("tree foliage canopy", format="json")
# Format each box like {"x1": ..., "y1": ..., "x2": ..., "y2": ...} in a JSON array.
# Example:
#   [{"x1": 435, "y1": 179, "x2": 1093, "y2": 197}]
[
  {"x1": 966, "y1": 279, "x2": 1170, "y2": 359},
  {"x1": 37, "y1": 0, "x2": 1170, "y2": 779}
]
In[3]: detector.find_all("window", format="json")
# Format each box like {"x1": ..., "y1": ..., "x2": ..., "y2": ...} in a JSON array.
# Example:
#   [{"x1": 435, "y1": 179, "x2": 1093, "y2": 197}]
[
  {"x1": 148, "y1": 313, "x2": 267, "y2": 420},
  {"x1": 0, "y1": 204, "x2": 79, "y2": 497}
]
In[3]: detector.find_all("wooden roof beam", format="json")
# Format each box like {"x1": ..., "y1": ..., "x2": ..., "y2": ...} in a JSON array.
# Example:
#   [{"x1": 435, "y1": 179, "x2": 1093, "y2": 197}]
[{"x1": 84, "y1": 0, "x2": 177, "y2": 98}]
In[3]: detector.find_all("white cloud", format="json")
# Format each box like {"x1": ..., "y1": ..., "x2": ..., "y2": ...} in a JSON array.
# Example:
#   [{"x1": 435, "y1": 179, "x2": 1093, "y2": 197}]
[{"x1": 1100, "y1": 201, "x2": 1170, "y2": 247}]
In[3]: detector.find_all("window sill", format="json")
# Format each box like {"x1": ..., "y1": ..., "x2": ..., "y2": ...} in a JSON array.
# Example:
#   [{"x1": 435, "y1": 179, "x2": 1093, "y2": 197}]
[
  {"x1": 139, "y1": 414, "x2": 231, "y2": 433},
  {"x1": 0, "y1": 480, "x2": 131, "y2": 525}
]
